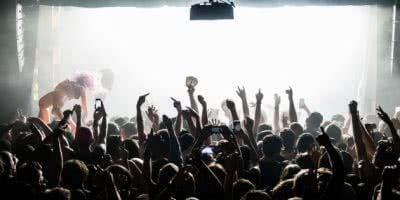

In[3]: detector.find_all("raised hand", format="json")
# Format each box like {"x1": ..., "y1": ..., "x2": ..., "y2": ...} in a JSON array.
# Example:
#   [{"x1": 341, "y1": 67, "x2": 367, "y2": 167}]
[
  {"x1": 244, "y1": 117, "x2": 254, "y2": 133},
  {"x1": 349, "y1": 100, "x2": 358, "y2": 114},
  {"x1": 377, "y1": 106, "x2": 391, "y2": 124},
  {"x1": 162, "y1": 115, "x2": 173, "y2": 128},
  {"x1": 73, "y1": 104, "x2": 82, "y2": 115},
  {"x1": 285, "y1": 87, "x2": 293, "y2": 99},
  {"x1": 310, "y1": 144, "x2": 321, "y2": 172},
  {"x1": 317, "y1": 127, "x2": 331, "y2": 147},
  {"x1": 236, "y1": 86, "x2": 247, "y2": 100},
  {"x1": 256, "y1": 89, "x2": 263, "y2": 103},
  {"x1": 197, "y1": 95, "x2": 206, "y2": 106},
  {"x1": 209, "y1": 118, "x2": 221, "y2": 126},
  {"x1": 226, "y1": 99, "x2": 236, "y2": 111},
  {"x1": 146, "y1": 105, "x2": 159, "y2": 122},
  {"x1": 137, "y1": 93, "x2": 150, "y2": 108},
  {"x1": 274, "y1": 93, "x2": 281, "y2": 108},
  {"x1": 171, "y1": 97, "x2": 182, "y2": 113}
]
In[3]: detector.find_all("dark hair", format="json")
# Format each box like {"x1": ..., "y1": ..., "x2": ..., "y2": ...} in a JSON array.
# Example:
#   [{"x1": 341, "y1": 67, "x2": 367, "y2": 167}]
[
  {"x1": 257, "y1": 123, "x2": 272, "y2": 133},
  {"x1": 43, "y1": 187, "x2": 71, "y2": 200},
  {"x1": 257, "y1": 130, "x2": 273, "y2": 142},
  {"x1": 232, "y1": 179, "x2": 255, "y2": 200},
  {"x1": 240, "y1": 190, "x2": 272, "y2": 200},
  {"x1": 326, "y1": 124, "x2": 342, "y2": 144},
  {"x1": 307, "y1": 112, "x2": 323, "y2": 128},
  {"x1": 107, "y1": 164, "x2": 132, "y2": 190},
  {"x1": 114, "y1": 117, "x2": 127, "y2": 127},
  {"x1": 75, "y1": 127, "x2": 94, "y2": 147},
  {"x1": 17, "y1": 161, "x2": 42, "y2": 187},
  {"x1": 280, "y1": 164, "x2": 301, "y2": 180},
  {"x1": 120, "y1": 122, "x2": 137, "y2": 138},
  {"x1": 158, "y1": 163, "x2": 178, "y2": 188},
  {"x1": 289, "y1": 122, "x2": 304, "y2": 137},
  {"x1": 280, "y1": 129, "x2": 296, "y2": 151},
  {"x1": 122, "y1": 139, "x2": 139, "y2": 159},
  {"x1": 296, "y1": 133, "x2": 315, "y2": 153},
  {"x1": 209, "y1": 163, "x2": 227, "y2": 184},
  {"x1": 107, "y1": 122, "x2": 120, "y2": 136},
  {"x1": 271, "y1": 179, "x2": 294, "y2": 200},
  {"x1": 179, "y1": 132, "x2": 194, "y2": 152},
  {"x1": 62, "y1": 160, "x2": 89, "y2": 189},
  {"x1": 107, "y1": 135, "x2": 122, "y2": 160},
  {"x1": 0, "y1": 139, "x2": 11, "y2": 152},
  {"x1": 262, "y1": 135, "x2": 283, "y2": 157}
]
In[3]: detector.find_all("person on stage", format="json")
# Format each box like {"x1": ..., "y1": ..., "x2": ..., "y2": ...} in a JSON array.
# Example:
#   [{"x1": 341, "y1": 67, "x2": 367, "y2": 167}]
[{"x1": 38, "y1": 72, "x2": 96, "y2": 124}]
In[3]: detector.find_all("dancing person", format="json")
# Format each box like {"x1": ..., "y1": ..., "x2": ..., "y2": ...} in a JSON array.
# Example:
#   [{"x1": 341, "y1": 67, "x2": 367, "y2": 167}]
[{"x1": 38, "y1": 73, "x2": 96, "y2": 124}]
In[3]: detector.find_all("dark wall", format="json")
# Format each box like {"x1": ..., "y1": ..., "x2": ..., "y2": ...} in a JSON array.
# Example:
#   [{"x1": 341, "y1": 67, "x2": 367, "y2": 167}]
[{"x1": 0, "y1": 0, "x2": 38, "y2": 123}]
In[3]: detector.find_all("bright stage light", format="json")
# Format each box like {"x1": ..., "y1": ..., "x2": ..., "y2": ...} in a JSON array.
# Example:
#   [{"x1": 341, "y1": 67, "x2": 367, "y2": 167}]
[{"x1": 37, "y1": 5, "x2": 372, "y2": 122}]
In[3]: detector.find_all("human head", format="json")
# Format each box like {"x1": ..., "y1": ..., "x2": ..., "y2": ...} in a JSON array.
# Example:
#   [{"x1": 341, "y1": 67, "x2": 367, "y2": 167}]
[
  {"x1": 107, "y1": 164, "x2": 132, "y2": 190},
  {"x1": 280, "y1": 164, "x2": 301, "y2": 181},
  {"x1": 179, "y1": 131, "x2": 194, "y2": 152},
  {"x1": 122, "y1": 139, "x2": 139, "y2": 159},
  {"x1": 120, "y1": 122, "x2": 137, "y2": 140},
  {"x1": 17, "y1": 161, "x2": 45, "y2": 190},
  {"x1": 262, "y1": 135, "x2": 283, "y2": 158},
  {"x1": 0, "y1": 151, "x2": 16, "y2": 178},
  {"x1": 158, "y1": 163, "x2": 179, "y2": 188},
  {"x1": 232, "y1": 179, "x2": 255, "y2": 200},
  {"x1": 271, "y1": 179, "x2": 294, "y2": 200},
  {"x1": 75, "y1": 127, "x2": 94, "y2": 148},
  {"x1": 289, "y1": 122, "x2": 304, "y2": 137},
  {"x1": 296, "y1": 133, "x2": 315, "y2": 153},
  {"x1": 256, "y1": 130, "x2": 273, "y2": 142},
  {"x1": 306, "y1": 112, "x2": 323, "y2": 131},
  {"x1": 257, "y1": 123, "x2": 272, "y2": 133},
  {"x1": 43, "y1": 187, "x2": 71, "y2": 200},
  {"x1": 331, "y1": 114, "x2": 345, "y2": 128},
  {"x1": 280, "y1": 129, "x2": 296, "y2": 151},
  {"x1": 61, "y1": 160, "x2": 89, "y2": 189},
  {"x1": 240, "y1": 190, "x2": 272, "y2": 200},
  {"x1": 106, "y1": 135, "x2": 122, "y2": 161},
  {"x1": 107, "y1": 122, "x2": 120, "y2": 136},
  {"x1": 325, "y1": 123, "x2": 342, "y2": 145}
]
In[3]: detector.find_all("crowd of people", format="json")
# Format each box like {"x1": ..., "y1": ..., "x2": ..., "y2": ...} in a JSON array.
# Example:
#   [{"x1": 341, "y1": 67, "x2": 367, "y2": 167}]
[{"x1": 0, "y1": 77, "x2": 400, "y2": 200}]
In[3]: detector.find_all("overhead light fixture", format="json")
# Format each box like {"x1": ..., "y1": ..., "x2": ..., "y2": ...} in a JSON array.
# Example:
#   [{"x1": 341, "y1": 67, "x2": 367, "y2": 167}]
[{"x1": 190, "y1": 0, "x2": 235, "y2": 20}]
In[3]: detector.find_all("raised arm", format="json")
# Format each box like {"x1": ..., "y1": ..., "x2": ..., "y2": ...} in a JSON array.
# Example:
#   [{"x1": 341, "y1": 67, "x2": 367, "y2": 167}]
[
  {"x1": 377, "y1": 106, "x2": 400, "y2": 155},
  {"x1": 286, "y1": 87, "x2": 298, "y2": 123},
  {"x1": 136, "y1": 93, "x2": 149, "y2": 146},
  {"x1": 146, "y1": 105, "x2": 160, "y2": 132},
  {"x1": 189, "y1": 150, "x2": 224, "y2": 199},
  {"x1": 197, "y1": 95, "x2": 208, "y2": 126},
  {"x1": 299, "y1": 98, "x2": 311, "y2": 116},
  {"x1": 171, "y1": 97, "x2": 183, "y2": 134},
  {"x1": 254, "y1": 89, "x2": 263, "y2": 133},
  {"x1": 73, "y1": 104, "x2": 82, "y2": 130},
  {"x1": 187, "y1": 85, "x2": 199, "y2": 113},
  {"x1": 349, "y1": 101, "x2": 368, "y2": 161},
  {"x1": 80, "y1": 89, "x2": 88, "y2": 121},
  {"x1": 163, "y1": 115, "x2": 183, "y2": 167},
  {"x1": 143, "y1": 129, "x2": 157, "y2": 197},
  {"x1": 273, "y1": 93, "x2": 281, "y2": 134},
  {"x1": 317, "y1": 128, "x2": 345, "y2": 200},
  {"x1": 97, "y1": 101, "x2": 108, "y2": 145},
  {"x1": 226, "y1": 99, "x2": 239, "y2": 121},
  {"x1": 236, "y1": 86, "x2": 250, "y2": 118}
]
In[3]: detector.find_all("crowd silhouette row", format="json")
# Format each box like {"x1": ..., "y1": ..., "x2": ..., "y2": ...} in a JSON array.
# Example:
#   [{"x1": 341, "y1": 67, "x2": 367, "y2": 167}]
[{"x1": 0, "y1": 76, "x2": 399, "y2": 200}]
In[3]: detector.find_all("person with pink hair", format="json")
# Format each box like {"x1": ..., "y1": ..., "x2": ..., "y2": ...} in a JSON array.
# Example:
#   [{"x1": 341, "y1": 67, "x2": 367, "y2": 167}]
[{"x1": 38, "y1": 72, "x2": 96, "y2": 124}]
